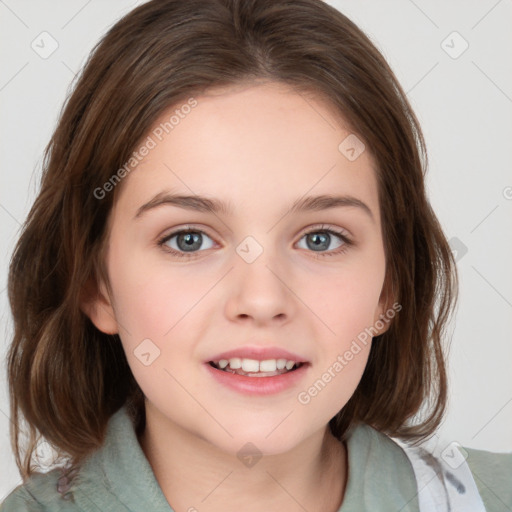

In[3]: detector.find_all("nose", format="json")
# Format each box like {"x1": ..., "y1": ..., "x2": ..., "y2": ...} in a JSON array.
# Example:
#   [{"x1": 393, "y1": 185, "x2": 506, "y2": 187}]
[{"x1": 224, "y1": 248, "x2": 295, "y2": 326}]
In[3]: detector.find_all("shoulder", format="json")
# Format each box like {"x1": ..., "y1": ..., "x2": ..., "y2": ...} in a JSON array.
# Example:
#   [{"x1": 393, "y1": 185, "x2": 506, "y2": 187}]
[
  {"x1": 0, "y1": 485, "x2": 40, "y2": 512},
  {"x1": 463, "y1": 445, "x2": 512, "y2": 511},
  {"x1": 0, "y1": 468, "x2": 76, "y2": 512}
]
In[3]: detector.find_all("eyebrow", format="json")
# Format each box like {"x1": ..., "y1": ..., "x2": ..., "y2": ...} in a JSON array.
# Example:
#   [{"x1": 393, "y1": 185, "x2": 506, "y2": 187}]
[{"x1": 133, "y1": 191, "x2": 375, "y2": 223}]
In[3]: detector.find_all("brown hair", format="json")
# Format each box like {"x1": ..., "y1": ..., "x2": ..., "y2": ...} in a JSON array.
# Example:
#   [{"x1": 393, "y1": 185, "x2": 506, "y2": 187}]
[{"x1": 6, "y1": 0, "x2": 458, "y2": 479}]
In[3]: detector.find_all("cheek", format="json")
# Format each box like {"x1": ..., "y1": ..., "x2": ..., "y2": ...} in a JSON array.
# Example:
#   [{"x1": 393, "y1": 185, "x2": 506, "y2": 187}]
[
  {"x1": 106, "y1": 244, "x2": 218, "y2": 389},
  {"x1": 298, "y1": 344, "x2": 371, "y2": 413},
  {"x1": 107, "y1": 243, "x2": 205, "y2": 340},
  {"x1": 296, "y1": 273, "x2": 378, "y2": 422},
  {"x1": 302, "y1": 252, "x2": 386, "y2": 341},
  {"x1": 296, "y1": 246, "x2": 385, "y2": 403},
  {"x1": 107, "y1": 253, "x2": 205, "y2": 401}
]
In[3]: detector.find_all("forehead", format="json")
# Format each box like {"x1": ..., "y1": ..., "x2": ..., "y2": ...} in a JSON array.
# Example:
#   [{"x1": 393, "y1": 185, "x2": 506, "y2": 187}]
[{"x1": 113, "y1": 81, "x2": 380, "y2": 223}]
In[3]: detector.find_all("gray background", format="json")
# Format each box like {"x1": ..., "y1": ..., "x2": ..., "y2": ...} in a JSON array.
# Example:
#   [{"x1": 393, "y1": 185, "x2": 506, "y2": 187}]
[{"x1": 1, "y1": 0, "x2": 511, "y2": 497}]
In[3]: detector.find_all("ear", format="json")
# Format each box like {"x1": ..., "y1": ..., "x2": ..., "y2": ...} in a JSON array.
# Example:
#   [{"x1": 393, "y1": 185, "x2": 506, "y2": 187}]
[
  {"x1": 372, "y1": 273, "x2": 396, "y2": 336},
  {"x1": 80, "y1": 276, "x2": 118, "y2": 335}
]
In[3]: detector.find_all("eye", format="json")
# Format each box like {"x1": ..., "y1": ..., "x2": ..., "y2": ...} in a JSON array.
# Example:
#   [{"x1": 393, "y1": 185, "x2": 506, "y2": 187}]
[
  {"x1": 296, "y1": 225, "x2": 353, "y2": 257},
  {"x1": 157, "y1": 224, "x2": 353, "y2": 259},
  {"x1": 157, "y1": 227, "x2": 215, "y2": 258}
]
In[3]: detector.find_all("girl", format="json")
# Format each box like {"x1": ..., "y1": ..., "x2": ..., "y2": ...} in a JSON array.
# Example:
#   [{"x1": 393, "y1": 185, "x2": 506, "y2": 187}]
[{"x1": 2, "y1": 0, "x2": 510, "y2": 511}]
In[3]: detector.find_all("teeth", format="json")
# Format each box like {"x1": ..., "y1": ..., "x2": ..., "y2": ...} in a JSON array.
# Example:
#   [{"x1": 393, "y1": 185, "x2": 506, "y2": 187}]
[
  {"x1": 228, "y1": 358, "x2": 242, "y2": 369},
  {"x1": 212, "y1": 357, "x2": 301, "y2": 373},
  {"x1": 242, "y1": 359, "x2": 260, "y2": 372},
  {"x1": 276, "y1": 359, "x2": 287, "y2": 370},
  {"x1": 260, "y1": 359, "x2": 277, "y2": 372}
]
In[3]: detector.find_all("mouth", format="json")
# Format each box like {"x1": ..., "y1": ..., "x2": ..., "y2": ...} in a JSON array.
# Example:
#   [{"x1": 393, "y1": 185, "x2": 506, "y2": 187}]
[
  {"x1": 205, "y1": 358, "x2": 310, "y2": 395},
  {"x1": 208, "y1": 359, "x2": 306, "y2": 378}
]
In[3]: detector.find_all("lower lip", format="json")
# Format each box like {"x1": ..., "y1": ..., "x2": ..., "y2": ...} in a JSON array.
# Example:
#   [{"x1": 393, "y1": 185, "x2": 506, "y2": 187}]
[{"x1": 204, "y1": 362, "x2": 310, "y2": 396}]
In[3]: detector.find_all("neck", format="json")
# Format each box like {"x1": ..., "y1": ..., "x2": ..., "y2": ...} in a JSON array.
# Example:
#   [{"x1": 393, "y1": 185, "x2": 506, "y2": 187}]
[{"x1": 138, "y1": 404, "x2": 347, "y2": 512}]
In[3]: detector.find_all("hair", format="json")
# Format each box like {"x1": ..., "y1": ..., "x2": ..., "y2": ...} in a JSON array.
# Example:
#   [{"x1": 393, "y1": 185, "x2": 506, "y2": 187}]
[{"x1": 6, "y1": 0, "x2": 458, "y2": 480}]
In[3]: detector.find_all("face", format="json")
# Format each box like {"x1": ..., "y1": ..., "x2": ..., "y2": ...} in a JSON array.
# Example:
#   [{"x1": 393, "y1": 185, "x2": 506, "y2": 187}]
[{"x1": 87, "y1": 81, "x2": 389, "y2": 455}]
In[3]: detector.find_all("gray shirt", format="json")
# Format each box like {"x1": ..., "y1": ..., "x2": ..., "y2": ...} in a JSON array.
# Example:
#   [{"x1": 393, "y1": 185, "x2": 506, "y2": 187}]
[{"x1": 1, "y1": 405, "x2": 510, "y2": 511}]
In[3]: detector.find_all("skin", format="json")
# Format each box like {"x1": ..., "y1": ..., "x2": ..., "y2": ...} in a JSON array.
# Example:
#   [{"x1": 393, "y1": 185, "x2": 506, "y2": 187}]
[{"x1": 83, "y1": 81, "x2": 391, "y2": 512}]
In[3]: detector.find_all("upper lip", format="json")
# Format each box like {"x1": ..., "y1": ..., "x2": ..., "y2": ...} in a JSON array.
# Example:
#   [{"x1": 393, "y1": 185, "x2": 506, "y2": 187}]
[{"x1": 206, "y1": 346, "x2": 309, "y2": 363}]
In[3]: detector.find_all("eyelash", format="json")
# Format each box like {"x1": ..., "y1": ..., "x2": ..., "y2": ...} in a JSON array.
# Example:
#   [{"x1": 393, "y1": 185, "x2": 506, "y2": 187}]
[{"x1": 157, "y1": 224, "x2": 353, "y2": 259}]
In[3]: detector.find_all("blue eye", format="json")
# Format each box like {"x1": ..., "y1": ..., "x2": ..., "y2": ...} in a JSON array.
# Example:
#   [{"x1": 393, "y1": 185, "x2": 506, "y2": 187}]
[
  {"x1": 158, "y1": 228, "x2": 215, "y2": 257},
  {"x1": 157, "y1": 225, "x2": 353, "y2": 259},
  {"x1": 297, "y1": 228, "x2": 351, "y2": 257}
]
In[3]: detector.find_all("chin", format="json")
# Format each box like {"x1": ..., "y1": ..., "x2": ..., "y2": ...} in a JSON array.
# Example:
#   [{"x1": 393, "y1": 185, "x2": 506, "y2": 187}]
[{"x1": 218, "y1": 422, "x2": 305, "y2": 457}]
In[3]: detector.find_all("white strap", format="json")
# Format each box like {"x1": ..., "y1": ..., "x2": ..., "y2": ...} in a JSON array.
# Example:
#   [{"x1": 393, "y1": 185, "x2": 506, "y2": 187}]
[{"x1": 391, "y1": 435, "x2": 487, "y2": 512}]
